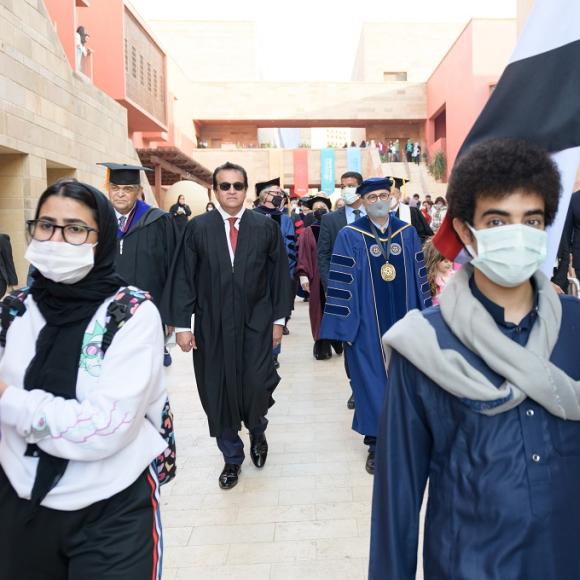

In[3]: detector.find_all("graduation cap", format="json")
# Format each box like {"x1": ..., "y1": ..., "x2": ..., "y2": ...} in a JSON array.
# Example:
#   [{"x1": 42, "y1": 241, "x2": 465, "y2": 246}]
[
  {"x1": 304, "y1": 195, "x2": 331, "y2": 211},
  {"x1": 255, "y1": 177, "x2": 281, "y2": 198},
  {"x1": 387, "y1": 176, "x2": 410, "y2": 190},
  {"x1": 97, "y1": 162, "x2": 152, "y2": 186},
  {"x1": 356, "y1": 177, "x2": 392, "y2": 196}
]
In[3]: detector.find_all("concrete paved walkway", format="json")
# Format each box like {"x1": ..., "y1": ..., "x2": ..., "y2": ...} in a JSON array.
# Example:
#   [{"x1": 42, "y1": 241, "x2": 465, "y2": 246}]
[{"x1": 161, "y1": 299, "x2": 375, "y2": 579}]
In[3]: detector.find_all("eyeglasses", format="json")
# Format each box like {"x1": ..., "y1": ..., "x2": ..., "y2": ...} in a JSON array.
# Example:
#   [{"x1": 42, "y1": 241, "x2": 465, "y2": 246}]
[
  {"x1": 26, "y1": 220, "x2": 98, "y2": 246},
  {"x1": 218, "y1": 182, "x2": 246, "y2": 192},
  {"x1": 110, "y1": 184, "x2": 140, "y2": 194},
  {"x1": 365, "y1": 193, "x2": 391, "y2": 204}
]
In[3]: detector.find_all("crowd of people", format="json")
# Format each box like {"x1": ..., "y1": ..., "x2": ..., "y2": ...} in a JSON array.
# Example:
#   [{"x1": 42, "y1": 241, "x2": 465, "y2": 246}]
[{"x1": 1, "y1": 138, "x2": 580, "y2": 578}]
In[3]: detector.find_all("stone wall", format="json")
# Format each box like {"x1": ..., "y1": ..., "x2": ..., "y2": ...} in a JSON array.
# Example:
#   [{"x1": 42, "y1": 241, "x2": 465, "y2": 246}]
[
  {"x1": 0, "y1": 0, "x2": 147, "y2": 282},
  {"x1": 186, "y1": 81, "x2": 427, "y2": 123}
]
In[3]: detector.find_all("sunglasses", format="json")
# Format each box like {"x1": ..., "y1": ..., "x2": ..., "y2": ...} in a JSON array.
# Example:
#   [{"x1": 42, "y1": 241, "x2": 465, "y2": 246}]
[{"x1": 218, "y1": 182, "x2": 246, "y2": 192}]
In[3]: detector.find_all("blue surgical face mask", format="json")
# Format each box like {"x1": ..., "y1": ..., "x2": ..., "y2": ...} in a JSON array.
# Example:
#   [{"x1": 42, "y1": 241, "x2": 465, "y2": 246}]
[{"x1": 467, "y1": 223, "x2": 547, "y2": 287}]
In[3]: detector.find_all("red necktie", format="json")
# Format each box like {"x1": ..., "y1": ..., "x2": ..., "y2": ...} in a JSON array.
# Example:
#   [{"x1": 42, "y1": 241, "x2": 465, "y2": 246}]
[{"x1": 228, "y1": 217, "x2": 238, "y2": 255}]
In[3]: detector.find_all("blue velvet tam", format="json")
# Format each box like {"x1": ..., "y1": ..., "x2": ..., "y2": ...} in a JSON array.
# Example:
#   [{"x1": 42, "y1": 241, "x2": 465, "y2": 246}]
[{"x1": 356, "y1": 177, "x2": 392, "y2": 196}]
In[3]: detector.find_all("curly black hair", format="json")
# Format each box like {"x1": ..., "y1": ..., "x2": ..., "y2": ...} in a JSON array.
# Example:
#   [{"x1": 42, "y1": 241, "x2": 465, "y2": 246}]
[{"x1": 446, "y1": 139, "x2": 561, "y2": 226}]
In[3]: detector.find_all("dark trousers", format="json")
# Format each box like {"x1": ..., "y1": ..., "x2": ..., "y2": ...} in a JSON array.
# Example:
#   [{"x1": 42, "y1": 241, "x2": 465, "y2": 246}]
[
  {"x1": 0, "y1": 466, "x2": 162, "y2": 580},
  {"x1": 216, "y1": 417, "x2": 268, "y2": 465}
]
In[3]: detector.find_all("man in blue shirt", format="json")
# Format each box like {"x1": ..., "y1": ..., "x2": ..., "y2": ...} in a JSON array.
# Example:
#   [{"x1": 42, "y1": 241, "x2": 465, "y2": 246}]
[{"x1": 369, "y1": 139, "x2": 580, "y2": 579}]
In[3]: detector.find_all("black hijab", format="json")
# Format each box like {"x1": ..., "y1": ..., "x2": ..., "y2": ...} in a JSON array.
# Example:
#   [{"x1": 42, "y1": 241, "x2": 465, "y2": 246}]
[{"x1": 25, "y1": 181, "x2": 125, "y2": 509}]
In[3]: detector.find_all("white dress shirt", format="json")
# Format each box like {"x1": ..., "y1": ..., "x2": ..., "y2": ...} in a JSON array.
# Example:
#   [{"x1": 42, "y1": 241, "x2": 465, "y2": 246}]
[
  {"x1": 216, "y1": 204, "x2": 245, "y2": 265},
  {"x1": 370, "y1": 216, "x2": 390, "y2": 234}
]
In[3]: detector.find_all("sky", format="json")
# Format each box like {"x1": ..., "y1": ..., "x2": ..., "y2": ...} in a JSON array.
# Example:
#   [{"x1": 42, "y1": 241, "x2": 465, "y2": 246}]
[{"x1": 130, "y1": 0, "x2": 518, "y2": 81}]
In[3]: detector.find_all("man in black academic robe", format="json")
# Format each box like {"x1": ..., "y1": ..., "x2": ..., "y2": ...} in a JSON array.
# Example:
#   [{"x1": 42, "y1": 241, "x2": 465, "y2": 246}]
[
  {"x1": 162, "y1": 161, "x2": 293, "y2": 490},
  {"x1": 99, "y1": 162, "x2": 178, "y2": 366}
]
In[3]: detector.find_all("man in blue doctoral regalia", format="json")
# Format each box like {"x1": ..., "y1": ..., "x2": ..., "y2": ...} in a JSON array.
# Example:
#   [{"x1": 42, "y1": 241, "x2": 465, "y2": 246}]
[
  {"x1": 320, "y1": 177, "x2": 431, "y2": 474},
  {"x1": 369, "y1": 139, "x2": 580, "y2": 580}
]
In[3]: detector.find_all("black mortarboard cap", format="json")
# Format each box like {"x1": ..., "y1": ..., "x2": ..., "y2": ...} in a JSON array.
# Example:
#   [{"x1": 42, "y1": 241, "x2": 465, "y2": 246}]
[
  {"x1": 97, "y1": 162, "x2": 152, "y2": 186},
  {"x1": 255, "y1": 177, "x2": 281, "y2": 197},
  {"x1": 388, "y1": 176, "x2": 410, "y2": 190},
  {"x1": 305, "y1": 195, "x2": 332, "y2": 211}
]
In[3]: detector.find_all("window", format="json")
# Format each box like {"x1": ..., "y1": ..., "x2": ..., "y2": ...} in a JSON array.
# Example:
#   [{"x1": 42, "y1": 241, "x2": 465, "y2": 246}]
[
  {"x1": 147, "y1": 62, "x2": 152, "y2": 92},
  {"x1": 139, "y1": 55, "x2": 144, "y2": 85},
  {"x1": 131, "y1": 46, "x2": 137, "y2": 78},
  {"x1": 433, "y1": 108, "x2": 447, "y2": 142},
  {"x1": 383, "y1": 71, "x2": 408, "y2": 82}
]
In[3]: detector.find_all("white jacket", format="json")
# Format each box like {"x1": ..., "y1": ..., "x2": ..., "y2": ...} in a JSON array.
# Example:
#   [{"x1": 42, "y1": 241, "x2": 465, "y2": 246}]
[{"x1": 0, "y1": 292, "x2": 168, "y2": 510}]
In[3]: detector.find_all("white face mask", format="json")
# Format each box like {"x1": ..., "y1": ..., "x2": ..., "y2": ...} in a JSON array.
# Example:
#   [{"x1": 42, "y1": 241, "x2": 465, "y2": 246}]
[
  {"x1": 466, "y1": 224, "x2": 547, "y2": 288},
  {"x1": 341, "y1": 187, "x2": 360, "y2": 205},
  {"x1": 25, "y1": 239, "x2": 96, "y2": 285}
]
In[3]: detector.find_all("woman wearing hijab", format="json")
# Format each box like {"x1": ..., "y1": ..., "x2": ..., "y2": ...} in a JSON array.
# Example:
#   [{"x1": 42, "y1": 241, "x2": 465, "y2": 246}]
[
  {"x1": 0, "y1": 180, "x2": 168, "y2": 579},
  {"x1": 169, "y1": 194, "x2": 192, "y2": 231}
]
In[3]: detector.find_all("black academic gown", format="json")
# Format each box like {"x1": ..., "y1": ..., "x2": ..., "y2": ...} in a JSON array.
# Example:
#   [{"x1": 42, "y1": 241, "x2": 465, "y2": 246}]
[
  {"x1": 0, "y1": 234, "x2": 18, "y2": 296},
  {"x1": 396, "y1": 206, "x2": 433, "y2": 243},
  {"x1": 161, "y1": 209, "x2": 293, "y2": 437},
  {"x1": 114, "y1": 206, "x2": 178, "y2": 315}
]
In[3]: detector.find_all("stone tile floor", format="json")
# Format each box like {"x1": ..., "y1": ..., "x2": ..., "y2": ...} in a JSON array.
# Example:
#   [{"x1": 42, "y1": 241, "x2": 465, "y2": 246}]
[{"x1": 161, "y1": 299, "x2": 424, "y2": 579}]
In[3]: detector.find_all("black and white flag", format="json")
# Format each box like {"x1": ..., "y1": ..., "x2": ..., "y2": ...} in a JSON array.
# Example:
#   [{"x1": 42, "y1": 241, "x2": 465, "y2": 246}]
[{"x1": 435, "y1": 0, "x2": 580, "y2": 273}]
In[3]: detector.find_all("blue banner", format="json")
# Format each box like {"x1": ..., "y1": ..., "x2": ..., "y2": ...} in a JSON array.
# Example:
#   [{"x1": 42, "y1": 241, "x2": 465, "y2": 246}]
[
  {"x1": 347, "y1": 147, "x2": 362, "y2": 173},
  {"x1": 320, "y1": 148, "x2": 336, "y2": 195}
]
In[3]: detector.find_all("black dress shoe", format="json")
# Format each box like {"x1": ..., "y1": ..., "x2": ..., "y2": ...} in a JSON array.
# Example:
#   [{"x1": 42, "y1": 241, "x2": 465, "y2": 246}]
[
  {"x1": 331, "y1": 341, "x2": 344, "y2": 355},
  {"x1": 219, "y1": 463, "x2": 241, "y2": 490},
  {"x1": 313, "y1": 342, "x2": 332, "y2": 360},
  {"x1": 347, "y1": 394, "x2": 355, "y2": 410},
  {"x1": 273, "y1": 355, "x2": 280, "y2": 369},
  {"x1": 249, "y1": 433, "x2": 268, "y2": 468},
  {"x1": 366, "y1": 451, "x2": 375, "y2": 475},
  {"x1": 282, "y1": 325, "x2": 290, "y2": 335}
]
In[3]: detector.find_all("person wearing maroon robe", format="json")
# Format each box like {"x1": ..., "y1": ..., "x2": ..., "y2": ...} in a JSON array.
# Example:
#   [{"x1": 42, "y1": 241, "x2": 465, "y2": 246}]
[{"x1": 297, "y1": 196, "x2": 343, "y2": 360}]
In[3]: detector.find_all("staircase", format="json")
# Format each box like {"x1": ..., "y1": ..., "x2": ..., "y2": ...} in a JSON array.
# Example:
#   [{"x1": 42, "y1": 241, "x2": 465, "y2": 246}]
[{"x1": 380, "y1": 160, "x2": 448, "y2": 199}]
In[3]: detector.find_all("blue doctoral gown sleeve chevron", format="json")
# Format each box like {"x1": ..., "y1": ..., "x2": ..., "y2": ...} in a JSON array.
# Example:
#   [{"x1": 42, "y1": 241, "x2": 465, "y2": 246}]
[
  {"x1": 281, "y1": 214, "x2": 297, "y2": 278},
  {"x1": 408, "y1": 228, "x2": 433, "y2": 310},
  {"x1": 318, "y1": 227, "x2": 360, "y2": 343}
]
